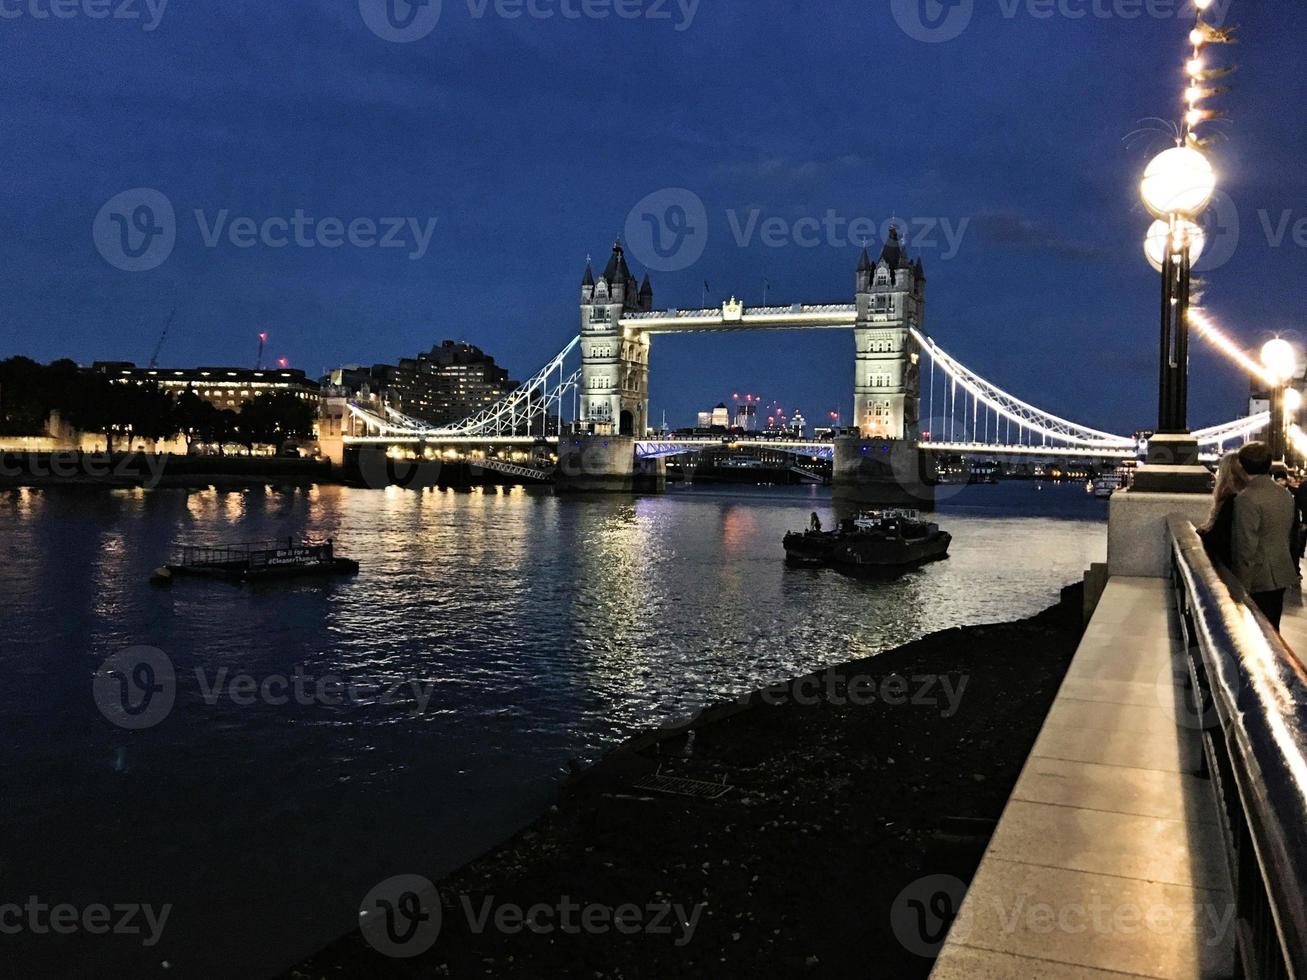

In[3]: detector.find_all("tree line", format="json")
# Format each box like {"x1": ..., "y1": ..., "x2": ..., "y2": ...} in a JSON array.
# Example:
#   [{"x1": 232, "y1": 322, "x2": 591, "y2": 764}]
[{"x1": 0, "y1": 357, "x2": 316, "y2": 453}]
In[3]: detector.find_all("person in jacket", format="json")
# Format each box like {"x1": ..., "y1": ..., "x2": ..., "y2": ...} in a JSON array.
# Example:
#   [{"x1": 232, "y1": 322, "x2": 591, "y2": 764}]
[
  {"x1": 1233, "y1": 442, "x2": 1298, "y2": 630},
  {"x1": 1198, "y1": 452, "x2": 1249, "y2": 567}
]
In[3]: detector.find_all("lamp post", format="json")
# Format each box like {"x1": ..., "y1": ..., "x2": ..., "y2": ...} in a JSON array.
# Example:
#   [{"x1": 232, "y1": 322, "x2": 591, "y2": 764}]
[
  {"x1": 1139, "y1": 145, "x2": 1216, "y2": 439},
  {"x1": 1261, "y1": 338, "x2": 1297, "y2": 464}
]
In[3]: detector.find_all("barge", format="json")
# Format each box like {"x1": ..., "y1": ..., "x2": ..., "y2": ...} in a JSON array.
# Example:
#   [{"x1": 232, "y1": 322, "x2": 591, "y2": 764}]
[{"x1": 151, "y1": 539, "x2": 359, "y2": 585}]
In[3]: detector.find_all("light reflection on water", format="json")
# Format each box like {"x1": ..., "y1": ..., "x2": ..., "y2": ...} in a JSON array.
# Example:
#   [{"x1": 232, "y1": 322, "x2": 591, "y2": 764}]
[{"x1": 0, "y1": 481, "x2": 1104, "y2": 978}]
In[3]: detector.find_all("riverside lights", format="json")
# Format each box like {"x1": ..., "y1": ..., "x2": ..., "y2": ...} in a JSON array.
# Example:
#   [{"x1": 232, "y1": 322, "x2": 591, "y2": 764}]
[
  {"x1": 1144, "y1": 218, "x2": 1206, "y2": 274},
  {"x1": 1140, "y1": 145, "x2": 1217, "y2": 219},
  {"x1": 1261, "y1": 339, "x2": 1297, "y2": 384}
]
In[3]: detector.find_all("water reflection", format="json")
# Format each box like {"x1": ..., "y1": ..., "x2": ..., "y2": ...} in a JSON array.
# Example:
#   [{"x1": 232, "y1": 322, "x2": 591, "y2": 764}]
[{"x1": 0, "y1": 482, "x2": 1105, "y2": 979}]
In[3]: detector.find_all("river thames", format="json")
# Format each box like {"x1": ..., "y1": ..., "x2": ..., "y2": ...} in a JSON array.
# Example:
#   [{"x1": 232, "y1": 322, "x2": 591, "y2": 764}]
[{"x1": 1, "y1": 481, "x2": 1106, "y2": 977}]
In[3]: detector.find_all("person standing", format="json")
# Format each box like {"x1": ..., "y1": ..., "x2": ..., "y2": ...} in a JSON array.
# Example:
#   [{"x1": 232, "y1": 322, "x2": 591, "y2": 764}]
[
  {"x1": 1198, "y1": 452, "x2": 1249, "y2": 567},
  {"x1": 1233, "y1": 442, "x2": 1298, "y2": 629}
]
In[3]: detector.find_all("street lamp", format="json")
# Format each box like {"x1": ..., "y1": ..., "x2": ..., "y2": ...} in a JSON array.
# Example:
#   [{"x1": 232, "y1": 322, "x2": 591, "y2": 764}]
[
  {"x1": 1140, "y1": 143, "x2": 1216, "y2": 441},
  {"x1": 1261, "y1": 338, "x2": 1297, "y2": 463}
]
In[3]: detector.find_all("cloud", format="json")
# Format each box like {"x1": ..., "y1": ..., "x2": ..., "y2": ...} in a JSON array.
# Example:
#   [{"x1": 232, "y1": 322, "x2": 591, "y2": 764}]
[{"x1": 971, "y1": 209, "x2": 1109, "y2": 261}]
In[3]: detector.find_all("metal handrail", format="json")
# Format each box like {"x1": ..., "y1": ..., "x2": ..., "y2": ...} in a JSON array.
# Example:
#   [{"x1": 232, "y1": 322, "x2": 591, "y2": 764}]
[{"x1": 1168, "y1": 515, "x2": 1307, "y2": 980}]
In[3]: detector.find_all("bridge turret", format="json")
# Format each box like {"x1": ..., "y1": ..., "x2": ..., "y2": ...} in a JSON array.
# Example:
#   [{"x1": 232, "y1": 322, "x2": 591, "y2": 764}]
[
  {"x1": 581, "y1": 260, "x2": 595, "y2": 303},
  {"x1": 856, "y1": 246, "x2": 874, "y2": 294},
  {"x1": 638, "y1": 273, "x2": 654, "y2": 312}
]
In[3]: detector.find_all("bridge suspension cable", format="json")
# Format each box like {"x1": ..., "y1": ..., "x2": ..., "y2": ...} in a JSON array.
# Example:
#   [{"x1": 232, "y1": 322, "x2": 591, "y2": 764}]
[
  {"x1": 912, "y1": 327, "x2": 1137, "y2": 449},
  {"x1": 347, "y1": 336, "x2": 582, "y2": 438}
]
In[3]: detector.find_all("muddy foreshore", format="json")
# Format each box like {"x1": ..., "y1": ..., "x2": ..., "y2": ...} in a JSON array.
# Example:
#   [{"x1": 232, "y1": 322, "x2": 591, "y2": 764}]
[{"x1": 286, "y1": 584, "x2": 1086, "y2": 980}]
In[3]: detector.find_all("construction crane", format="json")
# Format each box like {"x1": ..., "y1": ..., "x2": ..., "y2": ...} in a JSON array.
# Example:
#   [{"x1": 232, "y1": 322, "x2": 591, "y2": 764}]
[
  {"x1": 255, "y1": 332, "x2": 268, "y2": 370},
  {"x1": 147, "y1": 308, "x2": 177, "y2": 369}
]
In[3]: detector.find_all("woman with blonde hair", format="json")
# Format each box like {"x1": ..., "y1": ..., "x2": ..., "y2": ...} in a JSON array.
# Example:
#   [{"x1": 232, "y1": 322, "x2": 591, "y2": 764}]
[{"x1": 1198, "y1": 451, "x2": 1249, "y2": 567}]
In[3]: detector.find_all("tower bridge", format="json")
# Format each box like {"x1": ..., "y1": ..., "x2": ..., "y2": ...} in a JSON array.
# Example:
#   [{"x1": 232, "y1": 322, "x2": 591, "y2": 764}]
[{"x1": 336, "y1": 234, "x2": 1266, "y2": 502}]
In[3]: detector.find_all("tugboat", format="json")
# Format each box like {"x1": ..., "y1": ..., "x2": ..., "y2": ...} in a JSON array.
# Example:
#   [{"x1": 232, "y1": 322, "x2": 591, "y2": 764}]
[
  {"x1": 151, "y1": 538, "x2": 359, "y2": 586},
  {"x1": 783, "y1": 510, "x2": 951, "y2": 574}
]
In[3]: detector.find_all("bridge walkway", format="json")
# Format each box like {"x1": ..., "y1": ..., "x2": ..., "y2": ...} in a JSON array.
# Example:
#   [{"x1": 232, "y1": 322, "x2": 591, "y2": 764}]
[{"x1": 931, "y1": 576, "x2": 1236, "y2": 978}]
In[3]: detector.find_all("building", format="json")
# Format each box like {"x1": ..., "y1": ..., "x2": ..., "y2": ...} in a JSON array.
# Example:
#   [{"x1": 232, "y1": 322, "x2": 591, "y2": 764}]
[
  {"x1": 579, "y1": 243, "x2": 655, "y2": 436},
  {"x1": 854, "y1": 225, "x2": 926, "y2": 440},
  {"x1": 92, "y1": 362, "x2": 320, "y2": 412},
  {"x1": 790, "y1": 411, "x2": 807, "y2": 437},
  {"x1": 734, "y1": 403, "x2": 758, "y2": 432},
  {"x1": 328, "y1": 341, "x2": 517, "y2": 426}
]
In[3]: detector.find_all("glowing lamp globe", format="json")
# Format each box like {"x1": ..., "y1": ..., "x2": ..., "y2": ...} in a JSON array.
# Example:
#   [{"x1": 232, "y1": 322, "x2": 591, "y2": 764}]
[
  {"x1": 1285, "y1": 387, "x2": 1304, "y2": 414},
  {"x1": 1144, "y1": 219, "x2": 1206, "y2": 273},
  {"x1": 1261, "y1": 339, "x2": 1298, "y2": 384},
  {"x1": 1140, "y1": 146, "x2": 1216, "y2": 218}
]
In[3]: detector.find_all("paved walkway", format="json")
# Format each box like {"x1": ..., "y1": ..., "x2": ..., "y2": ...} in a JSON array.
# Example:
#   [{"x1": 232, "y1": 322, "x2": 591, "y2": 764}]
[{"x1": 930, "y1": 577, "x2": 1236, "y2": 979}]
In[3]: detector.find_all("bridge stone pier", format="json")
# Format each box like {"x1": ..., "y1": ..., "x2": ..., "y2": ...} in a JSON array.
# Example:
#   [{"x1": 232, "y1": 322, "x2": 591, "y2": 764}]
[
  {"x1": 555, "y1": 434, "x2": 666, "y2": 493},
  {"x1": 569, "y1": 232, "x2": 935, "y2": 502}
]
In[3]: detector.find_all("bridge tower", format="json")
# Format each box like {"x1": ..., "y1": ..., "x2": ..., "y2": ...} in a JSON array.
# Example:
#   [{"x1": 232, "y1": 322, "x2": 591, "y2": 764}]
[
  {"x1": 559, "y1": 243, "x2": 661, "y2": 491},
  {"x1": 578, "y1": 243, "x2": 653, "y2": 437},
  {"x1": 837, "y1": 226, "x2": 936, "y2": 507},
  {"x1": 853, "y1": 225, "x2": 925, "y2": 439}
]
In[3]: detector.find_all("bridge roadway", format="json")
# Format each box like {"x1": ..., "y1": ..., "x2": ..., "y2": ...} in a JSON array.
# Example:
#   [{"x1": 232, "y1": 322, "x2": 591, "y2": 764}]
[
  {"x1": 930, "y1": 515, "x2": 1307, "y2": 978},
  {"x1": 341, "y1": 433, "x2": 1144, "y2": 463}
]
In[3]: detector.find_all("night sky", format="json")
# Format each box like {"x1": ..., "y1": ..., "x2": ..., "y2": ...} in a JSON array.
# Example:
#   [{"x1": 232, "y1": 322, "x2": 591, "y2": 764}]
[{"x1": 2, "y1": 0, "x2": 1305, "y2": 433}]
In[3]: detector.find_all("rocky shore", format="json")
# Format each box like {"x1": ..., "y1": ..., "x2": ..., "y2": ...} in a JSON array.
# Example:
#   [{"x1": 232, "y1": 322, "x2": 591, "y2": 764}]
[{"x1": 287, "y1": 585, "x2": 1085, "y2": 980}]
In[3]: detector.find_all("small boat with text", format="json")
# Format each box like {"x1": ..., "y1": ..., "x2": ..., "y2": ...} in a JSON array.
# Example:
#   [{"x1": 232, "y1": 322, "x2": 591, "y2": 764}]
[
  {"x1": 1088, "y1": 474, "x2": 1125, "y2": 499},
  {"x1": 783, "y1": 509, "x2": 951, "y2": 574},
  {"x1": 151, "y1": 538, "x2": 359, "y2": 585}
]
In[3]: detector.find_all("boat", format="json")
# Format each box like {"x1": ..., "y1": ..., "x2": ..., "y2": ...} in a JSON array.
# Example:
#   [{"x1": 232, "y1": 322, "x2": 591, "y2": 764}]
[
  {"x1": 783, "y1": 509, "x2": 951, "y2": 573},
  {"x1": 1090, "y1": 474, "x2": 1124, "y2": 499},
  {"x1": 151, "y1": 538, "x2": 359, "y2": 585}
]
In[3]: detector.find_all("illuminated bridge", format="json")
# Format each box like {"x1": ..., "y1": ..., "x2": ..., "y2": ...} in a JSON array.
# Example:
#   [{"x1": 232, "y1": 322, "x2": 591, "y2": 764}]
[{"x1": 336, "y1": 239, "x2": 1270, "y2": 496}]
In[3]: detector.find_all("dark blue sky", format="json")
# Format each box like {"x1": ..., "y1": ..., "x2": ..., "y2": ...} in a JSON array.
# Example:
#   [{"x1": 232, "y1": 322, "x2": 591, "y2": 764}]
[{"x1": 2, "y1": 0, "x2": 1305, "y2": 432}]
